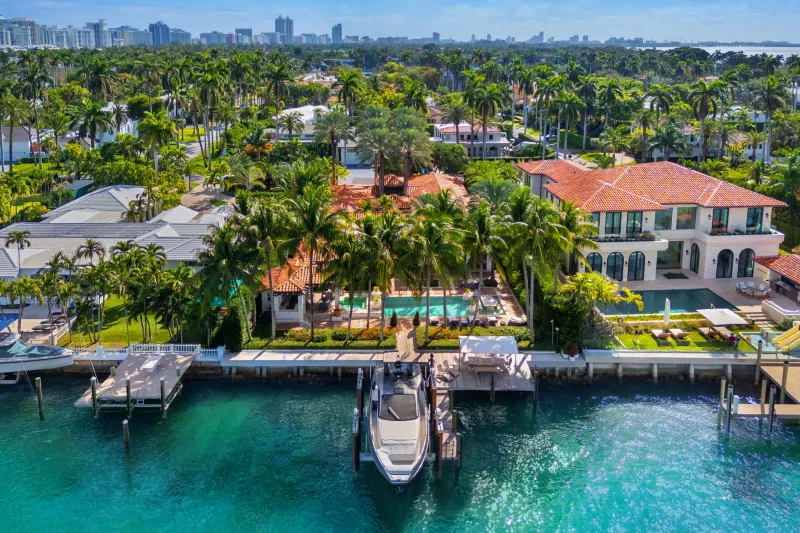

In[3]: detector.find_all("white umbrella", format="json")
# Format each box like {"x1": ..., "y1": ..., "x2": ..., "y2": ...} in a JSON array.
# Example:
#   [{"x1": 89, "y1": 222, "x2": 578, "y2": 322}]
[{"x1": 663, "y1": 298, "x2": 671, "y2": 327}]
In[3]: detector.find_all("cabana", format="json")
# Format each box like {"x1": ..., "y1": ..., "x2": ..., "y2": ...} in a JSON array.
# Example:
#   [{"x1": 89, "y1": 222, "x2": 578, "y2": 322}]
[{"x1": 458, "y1": 336, "x2": 518, "y2": 371}]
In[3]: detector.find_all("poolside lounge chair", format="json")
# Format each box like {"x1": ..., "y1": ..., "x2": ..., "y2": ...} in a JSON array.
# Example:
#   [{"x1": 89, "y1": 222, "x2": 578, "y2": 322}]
[
  {"x1": 670, "y1": 328, "x2": 691, "y2": 346},
  {"x1": 715, "y1": 327, "x2": 733, "y2": 340},
  {"x1": 507, "y1": 317, "x2": 527, "y2": 326},
  {"x1": 747, "y1": 282, "x2": 755, "y2": 289},
  {"x1": 448, "y1": 316, "x2": 459, "y2": 328},
  {"x1": 699, "y1": 327, "x2": 717, "y2": 339},
  {"x1": 486, "y1": 316, "x2": 499, "y2": 326},
  {"x1": 651, "y1": 329, "x2": 670, "y2": 339},
  {"x1": 736, "y1": 282, "x2": 745, "y2": 293},
  {"x1": 429, "y1": 316, "x2": 441, "y2": 326},
  {"x1": 460, "y1": 316, "x2": 469, "y2": 327}
]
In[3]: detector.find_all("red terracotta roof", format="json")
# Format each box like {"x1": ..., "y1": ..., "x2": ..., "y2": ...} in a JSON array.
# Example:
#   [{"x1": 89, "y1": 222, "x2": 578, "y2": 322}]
[
  {"x1": 331, "y1": 185, "x2": 375, "y2": 212},
  {"x1": 375, "y1": 174, "x2": 404, "y2": 188},
  {"x1": 406, "y1": 173, "x2": 470, "y2": 202},
  {"x1": 261, "y1": 248, "x2": 329, "y2": 294},
  {"x1": 754, "y1": 255, "x2": 800, "y2": 285},
  {"x1": 523, "y1": 161, "x2": 787, "y2": 212}
]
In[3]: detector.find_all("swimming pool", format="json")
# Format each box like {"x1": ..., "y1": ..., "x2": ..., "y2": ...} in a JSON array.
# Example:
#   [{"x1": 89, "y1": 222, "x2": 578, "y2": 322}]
[
  {"x1": 343, "y1": 296, "x2": 492, "y2": 317},
  {"x1": 598, "y1": 289, "x2": 735, "y2": 315},
  {"x1": 0, "y1": 313, "x2": 18, "y2": 330},
  {"x1": 743, "y1": 332, "x2": 780, "y2": 353}
]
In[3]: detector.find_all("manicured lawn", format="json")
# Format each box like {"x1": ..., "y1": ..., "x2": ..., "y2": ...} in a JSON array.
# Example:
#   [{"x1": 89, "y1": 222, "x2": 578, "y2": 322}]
[
  {"x1": 414, "y1": 326, "x2": 550, "y2": 351},
  {"x1": 178, "y1": 127, "x2": 205, "y2": 143},
  {"x1": 11, "y1": 194, "x2": 45, "y2": 215},
  {"x1": 617, "y1": 331, "x2": 757, "y2": 352},
  {"x1": 58, "y1": 295, "x2": 173, "y2": 348}
]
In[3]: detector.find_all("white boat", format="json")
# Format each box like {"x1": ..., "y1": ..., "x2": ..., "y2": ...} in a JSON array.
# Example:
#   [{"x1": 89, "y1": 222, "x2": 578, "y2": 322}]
[
  {"x1": 368, "y1": 362, "x2": 430, "y2": 485},
  {"x1": 0, "y1": 333, "x2": 74, "y2": 383}
]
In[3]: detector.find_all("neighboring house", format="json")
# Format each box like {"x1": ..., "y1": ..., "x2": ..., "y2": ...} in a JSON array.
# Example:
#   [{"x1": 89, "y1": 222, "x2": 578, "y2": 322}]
[
  {"x1": 433, "y1": 122, "x2": 510, "y2": 158},
  {"x1": 0, "y1": 126, "x2": 34, "y2": 164},
  {"x1": 517, "y1": 160, "x2": 786, "y2": 281},
  {"x1": 260, "y1": 247, "x2": 329, "y2": 325},
  {"x1": 42, "y1": 185, "x2": 145, "y2": 223},
  {"x1": 427, "y1": 105, "x2": 444, "y2": 124},
  {"x1": 277, "y1": 105, "x2": 327, "y2": 143},
  {"x1": 650, "y1": 125, "x2": 700, "y2": 161}
]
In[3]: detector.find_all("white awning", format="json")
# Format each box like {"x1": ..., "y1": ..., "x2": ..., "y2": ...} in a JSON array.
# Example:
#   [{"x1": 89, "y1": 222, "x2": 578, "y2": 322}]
[
  {"x1": 697, "y1": 308, "x2": 748, "y2": 326},
  {"x1": 459, "y1": 336, "x2": 518, "y2": 355}
]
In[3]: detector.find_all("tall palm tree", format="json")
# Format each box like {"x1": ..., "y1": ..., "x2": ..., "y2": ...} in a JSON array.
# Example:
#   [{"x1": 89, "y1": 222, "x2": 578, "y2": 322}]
[
  {"x1": 646, "y1": 84, "x2": 674, "y2": 122},
  {"x1": 5, "y1": 230, "x2": 31, "y2": 270},
  {"x1": 76, "y1": 57, "x2": 115, "y2": 100},
  {"x1": 2, "y1": 95, "x2": 31, "y2": 174},
  {"x1": 555, "y1": 91, "x2": 584, "y2": 154},
  {"x1": 393, "y1": 128, "x2": 433, "y2": 190},
  {"x1": 473, "y1": 83, "x2": 508, "y2": 159},
  {"x1": 335, "y1": 70, "x2": 363, "y2": 116},
  {"x1": 442, "y1": 100, "x2": 470, "y2": 144},
  {"x1": 313, "y1": 110, "x2": 351, "y2": 185},
  {"x1": 752, "y1": 75, "x2": 789, "y2": 163},
  {"x1": 599, "y1": 126, "x2": 632, "y2": 166},
  {"x1": 277, "y1": 110, "x2": 304, "y2": 141},
  {"x1": 633, "y1": 109, "x2": 656, "y2": 161},
  {"x1": 75, "y1": 238, "x2": 105, "y2": 266},
  {"x1": 247, "y1": 197, "x2": 287, "y2": 341},
  {"x1": 70, "y1": 100, "x2": 113, "y2": 149},
  {"x1": 464, "y1": 202, "x2": 505, "y2": 332},
  {"x1": 8, "y1": 277, "x2": 43, "y2": 335},
  {"x1": 326, "y1": 230, "x2": 369, "y2": 342},
  {"x1": 471, "y1": 175, "x2": 519, "y2": 215},
  {"x1": 650, "y1": 124, "x2": 689, "y2": 162},
  {"x1": 265, "y1": 61, "x2": 292, "y2": 141},
  {"x1": 21, "y1": 64, "x2": 52, "y2": 169},
  {"x1": 356, "y1": 120, "x2": 393, "y2": 195},
  {"x1": 577, "y1": 75, "x2": 598, "y2": 150},
  {"x1": 137, "y1": 110, "x2": 175, "y2": 185},
  {"x1": 689, "y1": 80, "x2": 720, "y2": 161},
  {"x1": 745, "y1": 128, "x2": 766, "y2": 161},
  {"x1": 598, "y1": 78, "x2": 624, "y2": 129},
  {"x1": 284, "y1": 184, "x2": 343, "y2": 341}
]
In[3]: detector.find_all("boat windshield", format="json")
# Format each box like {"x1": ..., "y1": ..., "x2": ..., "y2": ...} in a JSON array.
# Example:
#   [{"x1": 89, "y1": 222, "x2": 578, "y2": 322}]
[{"x1": 379, "y1": 393, "x2": 418, "y2": 421}]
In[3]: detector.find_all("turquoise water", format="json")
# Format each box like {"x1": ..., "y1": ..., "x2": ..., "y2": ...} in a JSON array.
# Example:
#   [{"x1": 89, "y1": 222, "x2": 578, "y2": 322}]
[
  {"x1": 599, "y1": 289, "x2": 735, "y2": 315},
  {"x1": 3, "y1": 378, "x2": 800, "y2": 532},
  {"x1": 744, "y1": 333, "x2": 781, "y2": 353},
  {"x1": 344, "y1": 296, "x2": 474, "y2": 317}
]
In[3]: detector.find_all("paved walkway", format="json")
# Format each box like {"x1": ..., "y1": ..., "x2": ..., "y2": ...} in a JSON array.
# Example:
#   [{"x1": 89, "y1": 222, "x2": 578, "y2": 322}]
[{"x1": 180, "y1": 184, "x2": 234, "y2": 213}]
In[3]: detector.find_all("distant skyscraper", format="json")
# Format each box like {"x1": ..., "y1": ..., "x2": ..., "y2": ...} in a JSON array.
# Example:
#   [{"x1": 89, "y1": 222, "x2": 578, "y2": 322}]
[
  {"x1": 235, "y1": 28, "x2": 252, "y2": 39},
  {"x1": 149, "y1": 21, "x2": 170, "y2": 46},
  {"x1": 169, "y1": 28, "x2": 191, "y2": 45},
  {"x1": 486, "y1": 33, "x2": 491, "y2": 41},
  {"x1": 11, "y1": 18, "x2": 37, "y2": 45},
  {"x1": 332, "y1": 23, "x2": 342, "y2": 44},
  {"x1": 471, "y1": 33, "x2": 475, "y2": 42},
  {"x1": 275, "y1": 15, "x2": 294, "y2": 44},
  {"x1": 85, "y1": 19, "x2": 111, "y2": 48},
  {"x1": 432, "y1": 32, "x2": 440, "y2": 44},
  {"x1": 582, "y1": 35, "x2": 589, "y2": 43}
]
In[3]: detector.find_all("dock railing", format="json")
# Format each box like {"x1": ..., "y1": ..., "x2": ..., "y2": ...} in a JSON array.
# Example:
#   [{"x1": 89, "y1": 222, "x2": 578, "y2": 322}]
[{"x1": 71, "y1": 344, "x2": 227, "y2": 362}]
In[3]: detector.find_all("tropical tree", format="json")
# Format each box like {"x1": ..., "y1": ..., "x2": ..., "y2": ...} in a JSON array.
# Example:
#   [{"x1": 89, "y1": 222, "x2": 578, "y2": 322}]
[
  {"x1": 650, "y1": 124, "x2": 689, "y2": 162},
  {"x1": 265, "y1": 61, "x2": 292, "y2": 141},
  {"x1": 5, "y1": 230, "x2": 31, "y2": 269},
  {"x1": 393, "y1": 128, "x2": 433, "y2": 189},
  {"x1": 21, "y1": 64, "x2": 52, "y2": 169},
  {"x1": 137, "y1": 110, "x2": 175, "y2": 184},
  {"x1": 70, "y1": 99, "x2": 113, "y2": 149},
  {"x1": 473, "y1": 83, "x2": 508, "y2": 159},
  {"x1": 463, "y1": 202, "x2": 505, "y2": 332},
  {"x1": 599, "y1": 126, "x2": 632, "y2": 166},
  {"x1": 646, "y1": 84, "x2": 674, "y2": 122},
  {"x1": 598, "y1": 78, "x2": 624, "y2": 128},
  {"x1": 442, "y1": 99, "x2": 470, "y2": 144},
  {"x1": 1, "y1": 95, "x2": 30, "y2": 174},
  {"x1": 247, "y1": 197, "x2": 287, "y2": 340},
  {"x1": 7, "y1": 277, "x2": 43, "y2": 335},
  {"x1": 277, "y1": 110, "x2": 305, "y2": 141},
  {"x1": 75, "y1": 238, "x2": 105, "y2": 266},
  {"x1": 752, "y1": 75, "x2": 789, "y2": 163},
  {"x1": 313, "y1": 110, "x2": 351, "y2": 184},
  {"x1": 335, "y1": 70, "x2": 363, "y2": 116},
  {"x1": 689, "y1": 80, "x2": 720, "y2": 161}
]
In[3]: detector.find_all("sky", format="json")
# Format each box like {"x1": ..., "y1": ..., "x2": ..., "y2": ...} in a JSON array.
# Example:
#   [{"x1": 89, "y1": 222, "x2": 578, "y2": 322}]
[{"x1": 4, "y1": 0, "x2": 800, "y2": 43}]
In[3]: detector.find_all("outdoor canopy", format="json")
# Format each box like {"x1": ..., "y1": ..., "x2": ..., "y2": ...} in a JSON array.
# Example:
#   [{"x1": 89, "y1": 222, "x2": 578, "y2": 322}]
[
  {"x1": 459, "y1": 336, "x2": 519, "y2": 355},
  {"x1": 696, "y1": 308, "x2": 749, "y2": 326}
]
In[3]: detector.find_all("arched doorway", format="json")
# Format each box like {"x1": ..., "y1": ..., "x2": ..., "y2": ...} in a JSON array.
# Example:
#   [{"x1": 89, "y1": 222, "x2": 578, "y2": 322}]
[
  {"x1": 716, "y1": 249, "x2": 733, "y2": 278},
  {"x1": 738, "y1": 248, "x2": 755, "y2": 277},
  {"x1": 607, "y1": 252, "x2": 624, "y2": 281},
  {"x1": 690, "y1": 243, "x2": 700, "y2": 274},
  {"x1": 587, "y1": 253, "x2": 602, "y2": 273},
  {"x1": 628, "y1": 252, "x2": 645, "y2": 281}
]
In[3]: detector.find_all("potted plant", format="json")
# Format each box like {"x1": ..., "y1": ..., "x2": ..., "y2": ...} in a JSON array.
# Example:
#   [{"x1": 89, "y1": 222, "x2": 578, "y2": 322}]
[
  {"x1": 568, "y1": 342, "x2": 579, "y2": 361},
  {"x1": 333, "y1": 307, "x2": 342, "y2": 318}
]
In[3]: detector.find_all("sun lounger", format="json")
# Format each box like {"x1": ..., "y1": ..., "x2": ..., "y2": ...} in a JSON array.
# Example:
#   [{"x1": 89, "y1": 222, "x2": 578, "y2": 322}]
[
  {"x1": 460, "y1": 316, "x2": 469, "y2": 327},
  {"x1": 430, "y1": 316, "x2": 440, "y2": 326},
  {"x1": 651, "y1": 329, "x2": 670, "y2": 339},
  {"x1": 669, "y1": 328, "x2": 690, "y2": 345},
  {"x1": 699, "y1": 327, "x2": 717, "y2": 339},
  {"x1": 448, "y1": 316, "x2": 459, "y2": 328},
  {"x1": 507, "y1": 317, "x2": 527, "y2": 326},
  {"x1": 486, "y1": 316, "x2": 499, "y2": 326},
  {"x1": 715, "y1": 327, "x2": 733, "y2": 339}
]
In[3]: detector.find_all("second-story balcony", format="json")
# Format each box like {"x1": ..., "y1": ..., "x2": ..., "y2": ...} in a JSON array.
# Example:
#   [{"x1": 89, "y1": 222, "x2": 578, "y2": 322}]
[
  {"x1": 697, "y1": 224, "x2": 784, "y2": 245},
  {"x1": 584, "y1": 231, "x2": 669, "y2": 253},
  {"x1": 589, "y1": 231, "x2": 661, "y2": 243}
]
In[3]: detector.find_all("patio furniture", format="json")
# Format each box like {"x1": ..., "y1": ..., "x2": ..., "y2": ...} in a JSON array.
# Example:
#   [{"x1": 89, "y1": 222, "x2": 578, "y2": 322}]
[
  {"x1": 747, "y1": 282, "x2": 755, "y2": 289},
  {"x1": 735, "y1": 282, "x2": 744, "y2": 293},
  {"x1": 759, "y1": 284, "x2": 766, "y2": 292},
  {"x1": 714, "y1": 326, "x2": 733, "y2": 340},
  {"x1": 507, "y1": 317, "x2": 527, "y2": 326},
  {"x1": 480, "y1": 295, "x2": 501, "y2": 312},
  {"x1": 430, "y1": 316, "x2": 441, "y2": 326},
  {"x1": 651, "y1": 329, "x2": 671, "y2": 346},
  {"x1": 669, "y1": 328, "x2": 691, "y2": 345},
  {"x1": 460, "y1": 316, "x2": 469, "y2": 327},
  {"x1": 486, "y1": 316, "x2": 499, "y2": 326},
  {"x1": 448, "y1": 316, "x2": 459, "y2": 328},
  {"x1": 699, "y1": 327, "x2": 717, "y2": 339}
]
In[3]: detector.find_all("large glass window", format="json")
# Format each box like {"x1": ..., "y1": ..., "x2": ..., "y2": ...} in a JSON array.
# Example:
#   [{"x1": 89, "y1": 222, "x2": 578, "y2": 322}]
[
  {"x1": 626, "y1": 212, "x2": 643, "y2": 235},
  {"x1": 587, "y1": 253, "x2": 602, "y2": 273},
  {"x1": 605, "y1": 212, "x2": 622, "y2": 236},
  {"x1": 716, "y1": 249, "x2": 734, "y2": 278},
  {"x1": 654, "y1": 208, "x2": 673, "y2": 230},
  {"x1": 657, "y1": 241, "x2": 684, "y2": 269},
  {"x1": 628, "y1": 252, "x2": 646, "y2": 281},
  {"x1": 746, "y1": 208, "x2": 763, "y2": 233},
  {"x1": 590, "y1": 213, "x2": 600, "y2": 228},
  {"x1": 690, "y1": 243, "x2": 700, "y2": 273},
  {"x1": 607, "y1": 252, "x2": 624, "y2": 281},
  {"x1": 676, "y1": 207, "x2": 697, "y2": 230},
  {"x1": 712, "y1": 208, "x2": 729, "y2": 234},
  {"x1": 738, "y1": 248, "x2": 755, "y2": 277}
]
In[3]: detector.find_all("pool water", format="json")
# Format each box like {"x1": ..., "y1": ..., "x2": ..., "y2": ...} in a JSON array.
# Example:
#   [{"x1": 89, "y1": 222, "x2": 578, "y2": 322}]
[
  {"x1": 599, "y1": 288, "x2": 736, "y2": 315},
  {"x1": 2, "y1": 378, "x2": 800, "y2": 532},
  {"x1": 0, "y1": 313, "x2": 18, "y2": 331},
  {"x1": 344, "y1": 295, "x2": 476, "y2": 317},
  {"x1": 745, "y1": 332, "x2": 795, "y2": 353}
]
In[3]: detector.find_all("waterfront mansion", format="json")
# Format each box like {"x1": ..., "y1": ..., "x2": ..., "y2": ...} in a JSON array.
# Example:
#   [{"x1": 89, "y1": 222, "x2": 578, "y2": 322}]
[{"x1": 517, "y1": 160, "x2": 787, "y2": 281}]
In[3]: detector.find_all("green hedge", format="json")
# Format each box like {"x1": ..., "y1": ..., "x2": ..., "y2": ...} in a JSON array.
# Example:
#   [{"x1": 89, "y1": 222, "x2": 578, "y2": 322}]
[
  {"x1": 415, "y1": 326, "x2": 535, "y2": 349},
  {"x1": 244, "y1": 327, "x2": 397, "y2": 350}
]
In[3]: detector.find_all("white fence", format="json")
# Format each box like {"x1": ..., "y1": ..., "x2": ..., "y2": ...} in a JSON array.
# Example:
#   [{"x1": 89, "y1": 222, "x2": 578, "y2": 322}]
[{"x1": 71, "y1": 344, "x2": 226, "y2": 362}]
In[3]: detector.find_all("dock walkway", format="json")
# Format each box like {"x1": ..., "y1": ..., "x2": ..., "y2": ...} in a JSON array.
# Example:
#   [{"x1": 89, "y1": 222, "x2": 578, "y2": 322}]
[{"x1": 220, "y1": 350, "x2": 391, "y2": 368}]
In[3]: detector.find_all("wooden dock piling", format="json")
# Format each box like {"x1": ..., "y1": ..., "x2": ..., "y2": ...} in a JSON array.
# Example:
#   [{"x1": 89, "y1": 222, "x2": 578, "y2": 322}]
[
  {"x1": 35, "y1": 377, "x2": 44, "y2": 421},
  {"x1": 489, "y1": 374, "x2": 495, "y2": 403},
  {"x1": 781, "y1": 361, "x2": 789, "y2": 404},
  {"x1": 587, "y1": 363, "x2": 593, "y2": 383},
  {"x1": 652, "y1": 363, "x2": 658, "y2": 384},
  {"x1": 352, "y1": 408, "x2": 360, "y2": 473},
  {"x1": 126, "y1": 378, "x2": 132, "y2": 418},
  {"x1": 755, "y1": 340, "x2": 763, "y2": 385},
  {"x1": 533, "y1": 371, "x2": 539, "y2": 402},
  {"x1": 160, "y1": 377, "x2": 166, "y2": 419},
  {"x1": 717, "y1": 377, "x2": 727, "y2": 429},
  {"x1": 90, "y1": 376, "x2": 98, "y2": 418},
  {"x1": 760, "y1": 379, "x2": 768, "y2": 424},
  {"x1": 768, "y1": 384, "x2": 776, "y2": 437},
  {"x1": 617, "y1": 363, "x2": 623, "y2": 383},
  {"x1": 725, "y1": 384, "x2": 734, "y2": 439},
  {"x1": 689, "y1": 364, "x2": 695, "y2": 385},
  {"x1": 356, "y1": 368, "x2": 364, "y2": 422}
]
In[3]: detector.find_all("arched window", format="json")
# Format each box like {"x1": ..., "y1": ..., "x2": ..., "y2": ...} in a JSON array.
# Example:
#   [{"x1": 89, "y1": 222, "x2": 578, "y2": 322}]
[
  {"x1": 607, "y1": 252, "x2": 624, "y2": 281},
  {"x1": 690, "y1": 243, "x2": 700, "y2": 274},
  {"x1": 738, "y1": 248, "x2": 755, "y2": 277},
  {"x1": 587, "y1": 253, "x2": 602, "y2": 273},
  {"x1": 716, "y1": 249, "x2": 733, "y2": 279},
  {"x1": 628, "y1": 252, "x2": 645, "y2": 281}
]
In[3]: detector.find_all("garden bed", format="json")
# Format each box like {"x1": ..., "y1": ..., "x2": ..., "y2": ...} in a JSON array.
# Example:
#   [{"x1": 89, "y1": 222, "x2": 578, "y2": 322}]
[
  {"x1": 414, "y1": 326, "x2": 544, "y2": 350},
  {"x1": 244, "y1": 326, "x2": 397, "y2": 350}
]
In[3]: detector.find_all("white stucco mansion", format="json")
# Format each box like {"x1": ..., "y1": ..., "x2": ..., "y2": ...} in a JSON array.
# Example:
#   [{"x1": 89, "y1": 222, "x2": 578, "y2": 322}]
[{"x1": 517, "y1": 160, "x2": 787, "y2": 282}]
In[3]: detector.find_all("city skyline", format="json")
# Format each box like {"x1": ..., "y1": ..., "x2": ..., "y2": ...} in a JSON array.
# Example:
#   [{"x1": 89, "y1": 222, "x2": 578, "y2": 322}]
[{"x1": 5, "y1": 0, "x2": 800, "y2": 44}]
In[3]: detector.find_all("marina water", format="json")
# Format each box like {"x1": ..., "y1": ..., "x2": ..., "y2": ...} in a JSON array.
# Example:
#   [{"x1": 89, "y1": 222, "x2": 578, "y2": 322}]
[{"x1": 2, "y1": 377, "x2": 800, "y2": 532}]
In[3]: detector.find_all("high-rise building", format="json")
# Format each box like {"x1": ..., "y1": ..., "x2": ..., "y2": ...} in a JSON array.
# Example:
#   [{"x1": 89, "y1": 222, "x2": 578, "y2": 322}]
[
  {"x1": 85, "y1": 19, "x2": 111, "y2": 48},
  {"x1": 0, "y1": 16, "x2": 32, "y2": 47},
  {"x1": 258, "y1": 32, "x2": 280, "y2": 44},
  {"x1": 235, "y1": 28, "x2": 252, "y2": 42},
  {"x1": 148, "y1": 21, "x2": 170, "y2": 46},
  {"x1": 0, "y1": 30, "x2": 10, "y2": 46},
  {"x1": 11, "y1": 18, "x2": 37, "y2": 45},
  {"x1": 275, "y1": 15, "x2": 293, "y2": 44},
  {"x1": 169, "y1": 28, "x2": 191, "y2": 45},
  {"x1": 200, "y1": 31, "x2": 226, "y2": 45},
  {"x1": 69, "y1": 26, "x2": 96, "y2": 48},
  {"x1": 582, "y1": 35, "x2": 589, "y2": 43},
  {"x1": 112, "y1": 26, "x2": 153, "y2": 46},
  {"x1": 568, "y1": 34, "x2": 579, "y2": 44},
  {"x1": 332, "y1": 23, "x2": 342, "y2": 44},
  {"x1": 432, "y1": 32, "x2": 440, "y2": 44},
  {"x1": 486, "y1": 33, "x2": 491, "y2": 41}
]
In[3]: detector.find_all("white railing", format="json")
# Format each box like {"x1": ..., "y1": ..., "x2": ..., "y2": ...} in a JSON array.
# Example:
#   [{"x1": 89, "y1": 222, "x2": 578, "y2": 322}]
[
  {"x1": 129, "y1": 343, "x2": 200, "y2": 354},
  {"x1": 70, "y1": 343, "x2": 226, "y2": 362},
  {"x1": 196, "y1": 347, "x2": 226, "y2": 362}
]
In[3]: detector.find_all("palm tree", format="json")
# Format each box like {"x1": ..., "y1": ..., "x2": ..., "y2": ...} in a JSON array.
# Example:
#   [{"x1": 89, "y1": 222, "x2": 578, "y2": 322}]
[
  {"x1": 214, "y1": 100, "x2": 238, "y2": 155},
  {"x1": 70, "y1": 100, "x2": 113, "y2": 149},
  {"x1": 76, "y1": 57, "x2": 115, "y2": 100},
  {"x1": 41, "y1": 109, "x2": 70, "y2": 149},
  {"x1": 646, "y1": 84, "x2": 674, "y2": 122},
  {"x1": 472, "y1": 83, "x2": 508, "y2": 159},
  {"x1": 397, "y1": 217, "x2": 463, "y2": 343},
  {"x1": 76, "y1": 238, "x2": 105, "y2": 266},
  {"x1": 746, "y1": 128, "x2": 766, "y2": 161},
  {"x1": 598, "y1": 78, "x2": 624, "y2": 129},
  {"x1": 284, "y1": 184, "x2": 343, "y2": 341},
  {"x1": 137, "y1": 110, "x2": 175, "y2": 185},
  {"x1": 335, "y1": 70, "x2": 363, "y2": 116},
  {"x1": 247, "y1": 197, "x2": 287, "y2": 341},
  {"x1": 650, "y1": 124, "x2": 689, "y2": 162},
  {"x1": 326, "y1": 230, "x2": 369, "y2": 343},
  {"x1": 5, "y1": 231, "x2": 31, "y2": 271},
  {"x1": 2, "y1": 95, "x2": 30, "y2": 174},
  {"x1": 393, "y1": 128, "x2": 433, "y2": 191},
  {"x1": 8, "y1": 277, "x2": 43, "y2": 335},
  {"x1": 0, "y1": 279, "x2": 14, "y2": 334},
  {"x1": 21, "y1": 64, "x2": 51, "y2": 169},
  {"x1": 689, "y1": 80, "x2": 720, "y2": 161},
  {"x1": 471, "y1": 175, "x2": 519, "y2": 215},
  {"x1": 277, "y1": 110, "x2": 304, "y2": 141},
  {"x1": 599, "y1": 126, "x2": 632, "y2": 166},
  {"x1": 559, "y1": 201, "x2": 599, "y2": 277},
  {"x1": 228, "y1": 157, "x2": 266, "y2": 191},
  {"x1": 752, "y1": 75, "x2": 789, "y2": 163},
  {"x1": 356, "y1": 121, "x2": 393, "y2": 195},
  {"x1": 577, "y1": 75, "x2": 598, "y2": 150},
  {"x1": 265, "y1": 61, "x2": 292, "y2": 141},
  {"x1": 633, "y1": 109, "x2": 656, "y2": 161},
  {"x1": 464, "y1": 202, "x2": 505, "y2": 332},
  {"x1": 313, "y1": 110, "x2": 351, "y2": 185},
  {"x1": 555, "y1": 91, "x2": 584, "y2": 154},
  {"x1": 442, "y1": 100, "x2": 470, "y2": 144}
]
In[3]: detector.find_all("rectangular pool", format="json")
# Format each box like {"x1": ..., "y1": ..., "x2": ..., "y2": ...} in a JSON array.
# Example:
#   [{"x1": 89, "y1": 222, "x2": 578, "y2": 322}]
[
  {"x1": 598, "y1": 289, "x2": 735, "y2": 315},
  {"x1": 343, "y1": 296, "x2": 490, "y2": 317}
]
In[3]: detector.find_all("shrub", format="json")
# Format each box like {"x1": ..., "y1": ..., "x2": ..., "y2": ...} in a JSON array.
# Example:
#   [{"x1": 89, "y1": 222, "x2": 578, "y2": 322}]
[
  {"x1": 10, "y1": 204, "x2": 50, "y2": 223},
  {"x1": 218, "y1": 303, "x2": 247, "y2": 351},
  {"x1": 330, "y1": 328, "x2": 347, "y2": 341},
  {"x1": 412, "y1": 311, "x2": 420, "y2": 327},
  {"x1": 351, "y1": 327, "x2": 392, "y2": 341},
  {"x1": 390, "y1": 311, "x2": 398, "y2": 328},
  {"x1": 40, "y1": 189, "x2": 75, "y2": 209},
  {"x1": 285, "y1": 328, "x2": 311, "y2": 342}
]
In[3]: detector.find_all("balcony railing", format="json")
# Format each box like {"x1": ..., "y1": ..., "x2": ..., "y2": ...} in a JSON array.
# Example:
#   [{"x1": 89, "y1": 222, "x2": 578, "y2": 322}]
[
  {"x1": 589, "y1": 231, "x2": 662, "y2": 243},
  {"x1": 699, "y1": 225, "x2": 780, "y2": 237}
]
